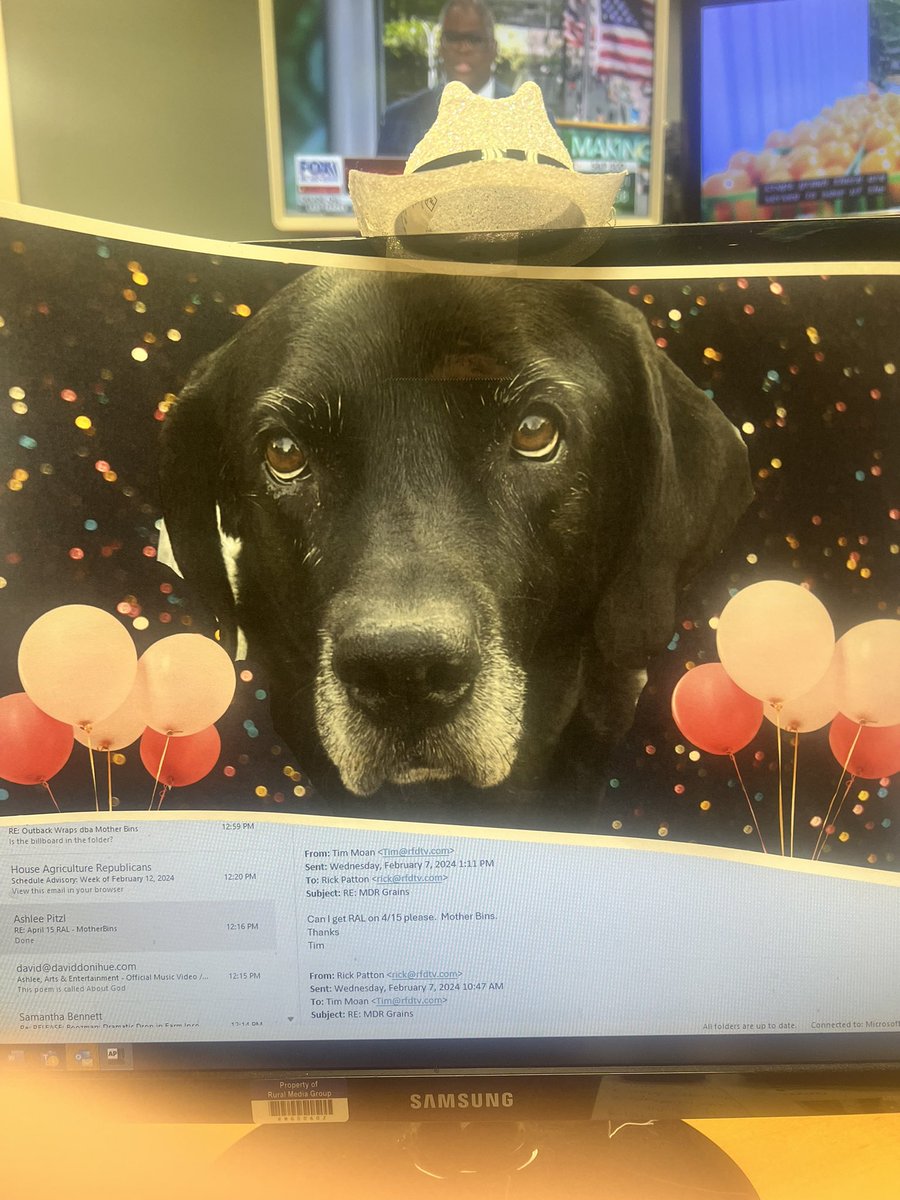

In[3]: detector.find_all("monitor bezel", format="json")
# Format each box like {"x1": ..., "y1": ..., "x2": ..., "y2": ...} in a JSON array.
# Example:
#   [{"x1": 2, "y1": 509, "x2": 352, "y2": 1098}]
[{"x1": 1, "y1": 206, "x2": 899, "y2": 1124}]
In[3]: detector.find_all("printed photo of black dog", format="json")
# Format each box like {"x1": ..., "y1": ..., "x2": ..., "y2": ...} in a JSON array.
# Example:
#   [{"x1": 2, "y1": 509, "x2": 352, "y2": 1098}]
[{"x1": 159, "y1": 269, "x2": 752, "y2": 826}]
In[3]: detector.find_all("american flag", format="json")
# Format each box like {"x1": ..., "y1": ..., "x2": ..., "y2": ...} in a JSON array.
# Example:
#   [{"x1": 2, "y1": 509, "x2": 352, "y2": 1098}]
[
  {"x1": 594, "y1": 0, "x2": 655, "y2": 83},
  {"x1": 563, "y1": 0, "x2": 587, "y2": 51}
]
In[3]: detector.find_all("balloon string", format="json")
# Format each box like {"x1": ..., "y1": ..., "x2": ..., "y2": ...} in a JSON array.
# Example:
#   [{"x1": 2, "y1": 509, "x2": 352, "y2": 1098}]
[
  {"x1": 41, "y1": 780, "x2": 61, "y2": 814},
  {"x1": 812, "y1": 724, "x2": 864, "y2": 860},
  {"x1": 86, "y1": 731, "x2": 99, "y2": 813},
  {"x1": 730, "y1": 753, "x2": 767, "y2": 854},
  {"x1": 149, "y1": 736, "x2": 171, "y2": 811},
  {"x1": 107, "y1": 751, "x2": 113, "y2": 813},
  {"x1": 157, "y1": 784, "x2": 170, "y2": 812},
  {"x1": 815, "y1": 776, "x2": 855, "y2": 863},
  {"x1": 790, "y1": 731, "x2": 799, "y2": 860},
  {"x1": 775, "y1": 706, "x2": 785, "y2": 856}
]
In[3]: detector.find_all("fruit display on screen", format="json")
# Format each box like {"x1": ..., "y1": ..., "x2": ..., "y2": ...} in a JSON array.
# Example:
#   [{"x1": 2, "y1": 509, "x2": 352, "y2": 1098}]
[{"x1": 702, "y1": 90, "x2": 900, "y2": 221}]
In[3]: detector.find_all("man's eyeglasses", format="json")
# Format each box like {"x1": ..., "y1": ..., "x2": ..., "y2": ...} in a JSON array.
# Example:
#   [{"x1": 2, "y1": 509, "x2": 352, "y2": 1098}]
[{"x1": 441, "y1": 31, "x2": 490, "y2": 47}]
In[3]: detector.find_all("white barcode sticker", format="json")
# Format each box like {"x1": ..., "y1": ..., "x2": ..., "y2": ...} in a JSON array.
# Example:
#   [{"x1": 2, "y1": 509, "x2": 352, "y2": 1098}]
[
  {"x1": 250, "y1": 1077, "x2": 349, "y2": 1124},
  {"x1": 251, "y1": 1096, "x2": 349, "y2": 1123}
]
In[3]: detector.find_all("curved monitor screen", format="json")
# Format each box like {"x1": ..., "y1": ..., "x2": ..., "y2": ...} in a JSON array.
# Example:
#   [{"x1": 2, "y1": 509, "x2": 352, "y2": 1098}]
[{"x1": 0, "y1": 209, "x2": 898, "y2": 1103}]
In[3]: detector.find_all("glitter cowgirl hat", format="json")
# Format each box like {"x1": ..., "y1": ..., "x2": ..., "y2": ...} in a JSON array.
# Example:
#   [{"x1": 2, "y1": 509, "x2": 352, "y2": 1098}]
[{"x1": 349, "y1": 81, "x2": 625, "y2": 239}]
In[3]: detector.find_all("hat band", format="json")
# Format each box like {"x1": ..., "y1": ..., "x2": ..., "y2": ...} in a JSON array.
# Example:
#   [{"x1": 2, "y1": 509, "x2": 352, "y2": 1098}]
[{"x1": 412, "y1": 148, "x2": 569, "y2": 174}]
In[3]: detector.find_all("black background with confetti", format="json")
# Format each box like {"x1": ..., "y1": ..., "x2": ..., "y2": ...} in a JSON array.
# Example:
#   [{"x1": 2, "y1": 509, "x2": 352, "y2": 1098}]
[{"x1": 0, "y1": 217, "x2": 897, "y2": 869}]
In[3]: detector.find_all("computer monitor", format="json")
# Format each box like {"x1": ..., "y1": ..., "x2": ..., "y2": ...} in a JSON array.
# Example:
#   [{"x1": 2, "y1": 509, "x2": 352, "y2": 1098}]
[
  {"x1": 682, "y1": 0, "x2": 900, "y2": 223},
  {"x1": 1, "y1": 207, "x2": 899, "y2": 1163},
  {"x1": 259, "y1": 0, "x2": 668, "y2": 230}
]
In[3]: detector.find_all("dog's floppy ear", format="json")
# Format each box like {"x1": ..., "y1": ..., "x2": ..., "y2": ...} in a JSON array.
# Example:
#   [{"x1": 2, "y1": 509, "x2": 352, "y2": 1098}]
[
  {"x1": 158, "y1": 342, "x2": 242, "y2": 656},
  {"x1": 592, "y1": 297, "x2": 753, "y2": 672}
]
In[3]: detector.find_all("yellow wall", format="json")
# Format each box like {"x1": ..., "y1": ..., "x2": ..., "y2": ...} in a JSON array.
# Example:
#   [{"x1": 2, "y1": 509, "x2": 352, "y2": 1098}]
[{"x1": 0, "y1": 0, "x2": 283, "y2": 241}]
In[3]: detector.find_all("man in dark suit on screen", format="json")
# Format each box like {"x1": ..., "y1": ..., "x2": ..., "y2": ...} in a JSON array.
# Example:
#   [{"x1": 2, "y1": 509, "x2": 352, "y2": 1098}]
[{"x1": 377, "y1": 0, "x2": 512, "y2": 157}]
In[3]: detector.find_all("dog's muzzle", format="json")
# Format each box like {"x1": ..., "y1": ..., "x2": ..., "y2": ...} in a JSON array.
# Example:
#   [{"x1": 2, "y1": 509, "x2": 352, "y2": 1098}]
[
  {"x1": 315, "y1": 598, "x2": 526, "y2": 796},
  {"x1": 332, "y1": 617, "x2": 480, "y2": 724}
]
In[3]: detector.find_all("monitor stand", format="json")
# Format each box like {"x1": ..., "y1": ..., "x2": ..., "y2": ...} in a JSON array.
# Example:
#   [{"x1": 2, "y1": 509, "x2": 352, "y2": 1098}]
[{"x1": 218, "y1": 1118, "x2": 760, "y2": 1197}]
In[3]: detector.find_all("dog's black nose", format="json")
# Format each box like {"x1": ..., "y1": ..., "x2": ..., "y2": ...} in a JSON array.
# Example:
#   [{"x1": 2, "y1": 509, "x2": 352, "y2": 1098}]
[{"x1": 332, "y1": 621, "x2": 480, "y2": 721}]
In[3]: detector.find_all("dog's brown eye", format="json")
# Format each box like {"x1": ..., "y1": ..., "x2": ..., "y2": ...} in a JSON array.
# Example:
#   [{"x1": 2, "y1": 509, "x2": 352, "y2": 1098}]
[
  {"x1": 511, "y1": 411, "x2": 561, "y2": 460},
  {"x1": 265, "y1": 435, "x2": 307, "y2": 482}
]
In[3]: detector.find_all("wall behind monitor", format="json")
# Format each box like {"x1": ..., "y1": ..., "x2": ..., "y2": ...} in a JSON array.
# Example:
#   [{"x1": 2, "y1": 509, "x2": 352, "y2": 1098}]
[{"x1": 1, "y1": 0, "x2": 289, "y2": 242}]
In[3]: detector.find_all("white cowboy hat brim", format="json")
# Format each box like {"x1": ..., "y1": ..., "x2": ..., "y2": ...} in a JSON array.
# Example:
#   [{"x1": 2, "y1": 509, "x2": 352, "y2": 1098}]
[{"x1": 349, "y1": 160, "x2": 626, "y2": 239}]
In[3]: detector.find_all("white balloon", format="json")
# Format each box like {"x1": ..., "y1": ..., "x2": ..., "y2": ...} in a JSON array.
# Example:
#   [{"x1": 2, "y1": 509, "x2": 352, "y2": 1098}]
[
  {"x1": 73, "y1": 684, "x2": 147, "y2": 751},
  {"x1": 717, "y1": 581, "x2": 834, "y2": 705},
  {"x1": 136, "y1": 634, "x2": 235, "y2": 737},
  {"x1": 763, "y1": 652, "x2": 840, "y2": 733},
  {"x1": 834, "y1": 620, "x2": 900, "y2": 727}
]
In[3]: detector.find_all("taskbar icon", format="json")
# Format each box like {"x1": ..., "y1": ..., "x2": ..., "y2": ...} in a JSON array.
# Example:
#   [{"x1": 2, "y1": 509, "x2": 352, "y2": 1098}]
[{"x1": 1, "y1": 1043, "x2": 133, "y2": 1070}]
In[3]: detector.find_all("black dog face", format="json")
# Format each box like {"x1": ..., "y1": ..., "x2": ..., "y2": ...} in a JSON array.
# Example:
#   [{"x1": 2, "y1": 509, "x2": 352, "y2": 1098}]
[{"x1": 160, "y1": 269, "x2": 751, "y2": 819}]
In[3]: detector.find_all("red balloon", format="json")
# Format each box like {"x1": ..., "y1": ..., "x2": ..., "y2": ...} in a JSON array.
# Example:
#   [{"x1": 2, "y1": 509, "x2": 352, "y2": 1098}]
[
  {"x1": 828, "y1": 714, "x2": 900, "y2": 780},
  {"x1": 140, "y1": 726, "x2": 221, "y2": 788},
  {"x1": 671, "y1": 663, "x2": 764, "y2": 755},
  {"x1": 0, "y1": 692, "x2": 74, "y2": 785}
]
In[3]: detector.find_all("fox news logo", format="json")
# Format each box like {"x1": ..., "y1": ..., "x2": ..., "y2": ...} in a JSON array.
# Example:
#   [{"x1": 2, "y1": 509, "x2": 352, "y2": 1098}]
[{"x1": 295, "y1": 155, "x2": 343, "y2": 193}]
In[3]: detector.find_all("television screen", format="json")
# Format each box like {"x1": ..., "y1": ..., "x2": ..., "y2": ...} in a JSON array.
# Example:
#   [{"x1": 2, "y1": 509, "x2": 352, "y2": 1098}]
[
  {"x1": 0, "y1": 207, "x2": 899, "y2": 1136},
  {"x1": 259, "y1": 0, "x2": 667, "y2": 229},
  {"x1": 687, "y1": 0, "x2": 900, "y2": 223}
]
